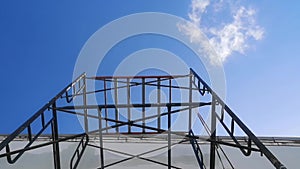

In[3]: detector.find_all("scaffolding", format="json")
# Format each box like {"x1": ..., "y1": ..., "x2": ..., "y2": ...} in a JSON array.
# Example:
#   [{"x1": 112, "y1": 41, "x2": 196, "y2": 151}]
[{"x1": 0, "y1": 68, "x2": 293, "y2": 169}]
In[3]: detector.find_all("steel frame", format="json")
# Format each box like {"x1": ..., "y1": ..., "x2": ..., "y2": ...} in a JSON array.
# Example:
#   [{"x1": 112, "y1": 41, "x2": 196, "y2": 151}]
[{"x1": 0, "y1": 68, "x2": 289, "y2": 169}]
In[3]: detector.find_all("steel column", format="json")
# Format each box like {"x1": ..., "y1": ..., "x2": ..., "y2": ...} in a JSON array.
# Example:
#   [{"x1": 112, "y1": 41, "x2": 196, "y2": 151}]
[
  {"x1": 103, "y1": 79, "x2": 108, "y2": 133},
  {"x1": 127, "y1": 78, "x2": 131, "y2": 133},
  {"x1": 157, "y1": 78, "x2": 161, "y2": 131},
  {"x1": 142, "y1": 78, "x2": 146, "y2": 133},
  {"x1": 167, "y1": 105, "x2": 171, "y2": 169},
  {"x1": 83, "y1": 76, "x2": 88, "y2": 133},
  {"x1": 98, "y1": 108, "x2": 104, "y2": 169},
  {"x1": 52, "y1": 102, "x2": 61, "y2": 169},
  {"x1": 210, "y1": 96, "x2": 217, "y2": 169},
  {"x1": 168, "y1": 79, "x2": 172, "y2": 169},
  {"x1": 114, "y1": 78, "x2": 119, "y2": 133},
  {"x1": 189, "y1": 73, "x2": 193, "y2": 131}
]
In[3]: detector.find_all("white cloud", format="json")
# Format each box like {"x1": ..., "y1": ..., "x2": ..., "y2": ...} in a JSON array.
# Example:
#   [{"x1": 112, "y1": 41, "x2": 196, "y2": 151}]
[
  {"x1": 178, "y1": 0, "x2": 264, "y2": 66},
  {"x1": 178, "y1": 21, "x2": 225, "y2": 66},
  {"x1": 209, "y1": 6, "x2": 264, "y2": 63},
  {"x1": 188, "y1": 0, "x2": 210, "y2": 25}
]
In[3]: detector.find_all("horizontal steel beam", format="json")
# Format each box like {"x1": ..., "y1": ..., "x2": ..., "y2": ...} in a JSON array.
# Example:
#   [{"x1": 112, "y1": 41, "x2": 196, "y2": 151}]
[
  {"x1": 1, "y1": 134, "x2": 300, "y2": 146},
  {"x1": 57, "y1": 102, "x2": 211, "y2": 110},
  {"x1": 88, "y1": 74, "x2": 189, "y2": 80}
]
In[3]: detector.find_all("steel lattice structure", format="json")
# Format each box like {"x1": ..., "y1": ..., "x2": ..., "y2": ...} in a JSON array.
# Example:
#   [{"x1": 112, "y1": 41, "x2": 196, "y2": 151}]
[{"x1": 0, "y1": 68, "x2": 293, "y2": 169}]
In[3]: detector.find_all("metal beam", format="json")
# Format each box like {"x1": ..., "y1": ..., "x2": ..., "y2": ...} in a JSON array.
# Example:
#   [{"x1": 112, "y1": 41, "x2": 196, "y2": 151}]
[
  {"x1": 98, "y1": 108, "x2": 104, "y2": 169},
  {"x1": 57, "y1": 102, "x2": 211, "y2": 110},
  {"x1": 209, "y1": 96, "x2": 216, "y2": 169},
  {"x1": 51, "y1": 102, "x2": 61, "y2": 169}
]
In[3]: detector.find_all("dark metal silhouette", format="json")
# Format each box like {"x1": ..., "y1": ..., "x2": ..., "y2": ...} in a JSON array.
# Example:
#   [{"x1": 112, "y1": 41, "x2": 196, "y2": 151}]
[{"x1": 0, "y1": 69, "x2": 289, "y2": 169}]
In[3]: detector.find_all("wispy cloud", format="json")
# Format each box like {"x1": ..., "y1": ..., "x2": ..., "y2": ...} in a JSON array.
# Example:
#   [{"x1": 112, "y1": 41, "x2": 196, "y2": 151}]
[
  {"x1": 188, "y1": 0, "x2": 210, "y2": 25},
  {"x1": 178, "y1": 0, "x2": 264, "y2": 66}
]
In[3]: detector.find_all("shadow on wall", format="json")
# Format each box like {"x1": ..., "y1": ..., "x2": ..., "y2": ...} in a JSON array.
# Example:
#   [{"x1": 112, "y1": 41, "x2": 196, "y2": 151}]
[{"x1": 0, "y1": 142, "x2": 299, "y2": 169}]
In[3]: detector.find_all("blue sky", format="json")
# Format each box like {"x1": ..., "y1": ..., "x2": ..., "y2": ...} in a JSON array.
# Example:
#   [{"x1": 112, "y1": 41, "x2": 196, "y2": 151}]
[{"x1": 0, "y1": 0, "x2": 299, "y2": 137}]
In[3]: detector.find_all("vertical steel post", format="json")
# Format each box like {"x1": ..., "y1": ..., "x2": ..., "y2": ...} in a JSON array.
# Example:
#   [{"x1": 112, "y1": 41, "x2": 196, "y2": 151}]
[
  {"x1": 98, "y1": 108, "x2": 104, "y2": 169},
  {"x1": 114, "y1": 78, "x2": 119, "y2": 133},
  {"x1": 142, "y1": 78, "x2": 146, "y2": 133},
  {"x1": 127, "y1": 78, "x2": 131, "y2": 133},
  {"x1": 210, "y1": 96, "x2": 217, "y2": 169},
  {"x1": 167, "y1": 105, "x2": 171, "y2": 169},
  {"x1": 189, "y1": 73, "x2": 193, "y2": 131},
  {"x1": 168, "y1": 79, "x2": 172, "y2": 169},
  {"x1": 157, "y1": 78, "x2": 161, "y2": 132},
  {"x1": 103, "y1": 79, "x2": 108, "y2": 133},
  {"x1": 83, "y1": 75, "x2": 89, "y2": 133},
  {"x1": 52, "y1": 102, "x2": 61, "y2": 169}
]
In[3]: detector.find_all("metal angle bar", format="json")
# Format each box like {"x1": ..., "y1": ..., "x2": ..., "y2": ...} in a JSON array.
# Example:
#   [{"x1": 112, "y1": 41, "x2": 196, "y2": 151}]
[
  {"x1": 142, "y1": 78, "x2": 146, "y2": 133},
  {"x1": 127, "y1": 78, "x2": 131, "y2": 133},
  {"x1": 188, "y1": 130, "x2": 205, "y2": 169},
  {"x1": 70, "y1": 134, "x2": 89, "y2": 169},
  {"x1": 137, "y1": 139, "x2": 190, "y2": 157},
  {"x1": 87, "y1": 77, "x2": 180, "y2": 96},
  {"x1": 196, "y1": 112, "x2": 235, "y2": 169},
  {"x1": 55, "y1": 109, "x2": 166, "y2": 135},
  {"x1": 134, "y1": 83, "x2": 194, "y2": 90},
  {"x1": 95, "y1": 140, "x2": 180, "y2": 169},
  {"x1": 57, "y1": 102, "x2": 211, "y2": 109},
  {"x1": 157, "y1": 78, "x2": 161, "y2": 131},
  {"x1": 41, "y1": 113, "x2": 45, "y2": 127},
  {"x1": 114, "y1": 78, "x2": 119, "y2": 133},
  {"x1": 55, "y1": 103, "x2": 211, "y2": 123},
  {"x1": 189, "y1": 74, "x2": 193, "y2": 131},
  {"x1": 191, "y1": 80, "x2": 209, "y2": 95},
  {"x1": 168, "y1": 78, "x2": 172, "y2": 169},
  {"x1": 137, "y1": 157, "x2": 181, "y2": 169},
  {"x1": 80, "y1": 75, "x2": 194, "y2": 98},
  {"x1": 190, "y1": 68, "x2": 286, "y2": 169},
  {"x1": 120, "y1": 78, "x2": 194, "y2": 90},
  {"x1": 88, "y1": 74, "x2": 189, "y2": 80},
  {"x1": 52, "y1": 102, "x2": 61, "y2": 169},
  {"x1": 104, "y1": 80, "x2": 108, "y2": 133},
  {"x1": 89, "y1": 77, "x2": 171, "y2": 94},
  {"x1": 57, "y1": 106, "x2": 200, "y2": 137},
  {"x1": 86, "y1": 105, "x2": 205, "y2": 135},
  {"x1": 55, "y1": 108, "x2": 97, "y2": 119},
  {"x1": 64, "y1": 85, "x2": 200, "y2": 99},
  {"x1": 55, "y1": 106, "x2": 197, "y2": 134},
  {"x1": 27, "y1": 126, "x2": 32, "y2": 142},
  {"x1": 210, "y1": 96, "x2": 217, "y2": 169},
  {"x1": 215, "y1": 114, "x2": 253, "y2": 156},
  {"x1": 97, "y1": 76, "x2": 169, "y2": 86},
  {"x1": 63, "y1": 73, "x2": 87, "y2": 102},
  {"x1": 65, "y1": 81, "x2": 85, "y2": 103},
  {"x1": 97, "y1": 108, "x2": 104, "y2": 169},
  {"x1": 197, "y1": 112, "x2": 211, "y2": 135},
  {"x1": 83, "y1": 76, "x2": 88, "y2": 133},
  {"x1": 56, "y1": 107, "x2": 210, "y2": 137},
  {"x1": 97, "y1": 156, "x2": 134, "y2": 169},
  {"x1": 0, "y1": 73, "x2": 86, "y2": 152},
  {"x1": 207, "y1": 139, "x2": 261, "y2": 152},
  {"x1": 97, "y1": 117, "x2": 166, "y2": 133},
  {"x1": 4, "y1": 117, "x2": 54, "y2": 164},
  {"x1": 0, "y1": 133, "x2": 87, "y2": 158},
  {"x1": 168, "y1": 107, "x2": 171, "y2": 169},
  {"x1": 97, "y1": 154, "x2": 181, "y2": 169},
  {"x1": 89, "y1": 139, "x2": 188, "y2": 169},
  {"x1": 215, "y1": 147, "x2": 226, "y2": 169},
  {"x1": 217, "y1": 145, "x2": 235, "y2": 169},
  {"x1": 2, "y1": 134, "x2": 300, "y2": 146}
]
